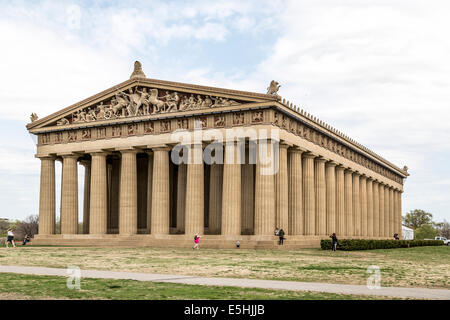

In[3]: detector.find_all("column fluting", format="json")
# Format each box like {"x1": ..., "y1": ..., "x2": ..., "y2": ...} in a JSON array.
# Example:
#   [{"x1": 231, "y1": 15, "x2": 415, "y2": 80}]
[
  {"x1": 326, "y1": 162, "x2": 337, "y2": 235},
  {"x1": 151, "y1": 147, "x2": 170, "y2": 235},
  {"x1": 60, "y1": 155, "x2": 79, "y2": 234},
  {"x1": 38, "y1": 156, "x2": 56, "y2": 235},
  {"x1": 275, "y1": 143, "x2": 289, "y2": 233},
  {"x1": 352, "y1": 172, "x2": 361, "y2": 237},
  {"x1": 303, "y1": 153, "x2": 316, "y2": 236},
  {"x1": 288, "y1": 148, "x2": 304, "y2": 235},
  {"x1": 360, "y1": 175, "x2": 367, "y2": 237},
  {"x1": 315, "y1": 158, "x2": 327, "y2": 235},
  {"x1": 373, "y1": 181, "x2": 380, "y2": 237},
  {"x1": 367, "y1": 178, "x2": 374, "y2": 238},
  {"x1": 344, "y1": 169, "x2": 353, "y2": 236},
  {"x1": 185, "y1": 144, "x2": 204, "y2": 235},
  {"x1": 335, "y1": 165, "x2": 345, "y2": 237},
  {"x1": 222, "y1": 141, "x2": 242, "y2": 235},
  {"x1": 389, "y1": 187, "x2": 394, "y2": 238},
  {"x1": 384, "y1": 185, "x2": 390, "y2": 237},
  {"x1": 89, "y1": 153, "x2": 108, "y2": 234},
  {"x1": 119, "y1": 150, "x2": 138, "y2": 235},
  {"x1": 254, "y1": 140, "x2": 276, "y2": 235}
]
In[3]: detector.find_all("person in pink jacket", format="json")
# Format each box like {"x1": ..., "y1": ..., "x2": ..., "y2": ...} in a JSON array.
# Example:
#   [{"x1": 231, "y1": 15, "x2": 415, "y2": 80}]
[{"x1": 193, "y1": 233, "x2": 201, "y2": 250}]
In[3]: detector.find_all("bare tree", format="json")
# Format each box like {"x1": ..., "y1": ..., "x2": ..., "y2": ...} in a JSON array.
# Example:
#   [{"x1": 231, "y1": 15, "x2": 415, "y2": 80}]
[{"x1": 15, "y1": 215, "x2": 39, "y2": 240}]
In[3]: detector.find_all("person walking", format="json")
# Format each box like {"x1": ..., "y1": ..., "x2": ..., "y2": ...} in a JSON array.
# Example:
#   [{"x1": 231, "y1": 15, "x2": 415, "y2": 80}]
[
  {"x1": 193, "y1": 233, "x2": 201, "y2": 250},
  {"x1": 6, "y1": 229, "x2": 16, "y2": 248},
  {"x1": 278, "y1": 229, "x2": 285, "y2": 245},
  {"x1": 330, "y1": 233, "x2": 338, "y2": 252}
]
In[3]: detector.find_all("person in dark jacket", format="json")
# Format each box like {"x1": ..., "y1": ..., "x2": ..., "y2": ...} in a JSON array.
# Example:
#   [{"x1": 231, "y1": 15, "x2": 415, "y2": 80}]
[
  {"x1": 278, "y1": 229, "x2": 285, "y2": 245},
  {"x1": 330, "y1": 233, "x2": 338, "y2": 251}
]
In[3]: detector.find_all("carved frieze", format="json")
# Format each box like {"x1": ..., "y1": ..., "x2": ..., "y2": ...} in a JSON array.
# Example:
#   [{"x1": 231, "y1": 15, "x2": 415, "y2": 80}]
[
  {"x1": 54, "y1": 86, "x2": 242, "y2": 127},
  {"x1": 214, "y1": 115, "x2": 225, "y2": 128},
  {"x1": 252, "y1": 111, "x2": 264, "y2": 123}
]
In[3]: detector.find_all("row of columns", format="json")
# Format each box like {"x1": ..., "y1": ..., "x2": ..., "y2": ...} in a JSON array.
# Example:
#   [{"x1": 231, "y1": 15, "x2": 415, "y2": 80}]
[{"x1": 38, "y1": 141, "x2": 403, "y2": 238}]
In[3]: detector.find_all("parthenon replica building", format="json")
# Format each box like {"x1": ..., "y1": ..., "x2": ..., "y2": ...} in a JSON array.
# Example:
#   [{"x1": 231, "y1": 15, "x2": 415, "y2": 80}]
[{"x1": 27, "y1": 61, "x2": 409, "y2": 248}]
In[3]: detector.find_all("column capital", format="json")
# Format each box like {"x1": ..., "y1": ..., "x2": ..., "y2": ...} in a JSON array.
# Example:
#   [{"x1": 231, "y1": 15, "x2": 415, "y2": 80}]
[
  {"x1": 315, "y1": 156, "x2": 328, "y2": 163},
  {"x1": 36, "y1": 154, "x2": 57, "y2": 160},
  {"x1": 116, "y1": 147, "x2": 139, "y2": 154},
  {"x1": 288, "y1": 146, "x2": 306, "y2": 154},
  {"x1": 58, "y1": 153, "x2": 80, "y2": 159},
  {"x1": 326, "y1": 160, "x2": 338, "y2": 167},
  {"x1": 279, "y1": 142, "x2": 291, "y2": 149},
  {"x1": 303, "y1": 151, "x2": 318, "y2": 159}
]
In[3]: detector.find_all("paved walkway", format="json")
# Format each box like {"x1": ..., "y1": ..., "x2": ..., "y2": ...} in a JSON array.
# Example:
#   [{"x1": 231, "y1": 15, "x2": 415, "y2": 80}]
[{"x1": 1, "y1": 265, "x2": 449, "y2": 299}]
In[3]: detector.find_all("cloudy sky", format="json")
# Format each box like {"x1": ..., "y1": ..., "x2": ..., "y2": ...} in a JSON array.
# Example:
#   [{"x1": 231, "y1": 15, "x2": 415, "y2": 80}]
[{"x1": 0, "y1": 0, "x2": 449, "y2": 223}]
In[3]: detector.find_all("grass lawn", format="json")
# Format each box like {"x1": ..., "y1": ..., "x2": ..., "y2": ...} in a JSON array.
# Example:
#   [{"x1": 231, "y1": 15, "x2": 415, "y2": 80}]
[
  {"x1": 0, "y1": 273, "x2": 401, "y2": 300},
  {"x1": 0, "y1": 245, "x2": 448, "y2": 289}
]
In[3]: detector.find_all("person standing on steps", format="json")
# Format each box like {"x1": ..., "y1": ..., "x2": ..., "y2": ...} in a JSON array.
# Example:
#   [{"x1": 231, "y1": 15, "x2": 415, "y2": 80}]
[
  {"x1": 193, "y1": 233, "x2": 201, "y2": 250},
  {"x1": 278, "y1": 229, "x2": 285, "y2": 245}
]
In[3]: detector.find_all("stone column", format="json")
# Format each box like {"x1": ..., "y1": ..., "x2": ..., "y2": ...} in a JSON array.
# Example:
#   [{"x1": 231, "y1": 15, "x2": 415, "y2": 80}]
[
  {"x1": 288, "y1": 148, "x2": 303, "y2": 235},
  {"x1": 359, "y1": 175, "x2": 367, "y2": 237},
  {"x1": 38, "y1": 156, "x2": 56, "y2": 235},
  {"x1": 373, "y1": 181, "x2": 380, "y2": 237},
  {"x1": 275, "y1": 143, "x2": 289, "y2": 233},
  {"x1": 185, "y1": 144, "x2": 204, "y2": 235},
  {"x1": 146, "y1": 152, "x2": 153, "y2": 233},
  {"x1": 222, "y1": 141, "x2": 241, "y2": 235},
  {"x1": 89, "y1": 153, "x2": 108, "y2": 234},
  {"x1": 389, "y1": 187, "x2": 394, "y2": 238},
  {"x1": 241, "y1": 158, "x2": 254, "y2": 235},
  {"x1": 326, "y1": 162, "x2": 337, "y2": 235},
  {"x1": 303, "y1": 153, "x2": 316, "y2": 236},
  {"x1": 254, "y1": 140, "x2": 276, "y2": 235},
  {"x1": 80, "y1": 161, "x2": 91, "y2": 234},
  {"x1": 344, "y1": 169, "x2": 353, "y2": 236},
  {"x1": 151, "y1": 147, "x2": 170, "y2": 235},
  {"x1": 119, "y1": 149, "x2": 138, "y2": 235},
  {"x1": 352, "y1": 172, "x2": 360, "y2": 236},
  {"x1": 177, "y1": 163, "x2": 187, "y2": 233},
  {"x1": 315, "y1": 158, "x2": 327, "y2": 235},
  {"x1": 384, "y1": 185, "x2": 390, "y2": 237},
  {"x1": 335, "y1": 165, "x2": 345, "y2": 237},
  {"x1": 379, "y1": 183, "x2": 385, "y2": 238},
  {"x1": 60, "y1": 155, "x2": 79, "y2": 234},
  {"x1": 398, "y1": 191, "x2": 403, "y2": 238},
  {"x1": 367, "y1": 178, "x2": 374, "y2": 238},
  {"x1": 393, "y1": 189, "x2": 398, "y2": 237}
]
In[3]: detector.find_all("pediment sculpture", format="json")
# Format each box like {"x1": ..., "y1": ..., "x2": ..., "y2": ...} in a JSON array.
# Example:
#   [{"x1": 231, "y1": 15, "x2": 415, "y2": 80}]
[{"x1": 55, "y1": 86, "x2": 241, "y2": 126}]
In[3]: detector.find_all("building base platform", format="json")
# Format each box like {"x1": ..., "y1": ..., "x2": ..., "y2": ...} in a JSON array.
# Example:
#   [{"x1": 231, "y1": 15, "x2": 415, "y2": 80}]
[{"x1": 32, "y1": 234, "x2": 325, "y2": 249}]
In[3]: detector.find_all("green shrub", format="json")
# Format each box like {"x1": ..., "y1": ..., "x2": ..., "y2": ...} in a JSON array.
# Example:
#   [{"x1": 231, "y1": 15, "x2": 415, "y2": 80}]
[{"x1": 320, "y1": 239, "x2": 444, "y2": 251}]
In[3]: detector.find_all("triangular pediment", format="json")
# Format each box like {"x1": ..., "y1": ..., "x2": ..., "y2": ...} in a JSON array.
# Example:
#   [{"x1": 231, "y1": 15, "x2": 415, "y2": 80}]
[{"x1": 27, "y1": 78, "x2": 277, "y2": 132}]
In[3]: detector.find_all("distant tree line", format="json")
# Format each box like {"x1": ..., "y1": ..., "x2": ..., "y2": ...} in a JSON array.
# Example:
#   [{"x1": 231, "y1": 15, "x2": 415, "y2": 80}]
[{"x1": 402, "y1": 209, "x2": 450, "y2": 239}]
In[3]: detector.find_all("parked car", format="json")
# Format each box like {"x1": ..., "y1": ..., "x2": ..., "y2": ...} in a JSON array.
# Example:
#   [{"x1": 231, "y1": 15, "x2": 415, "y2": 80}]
[{"x1": 425, "y1": 236, "x2": 450, "y2": 245}]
